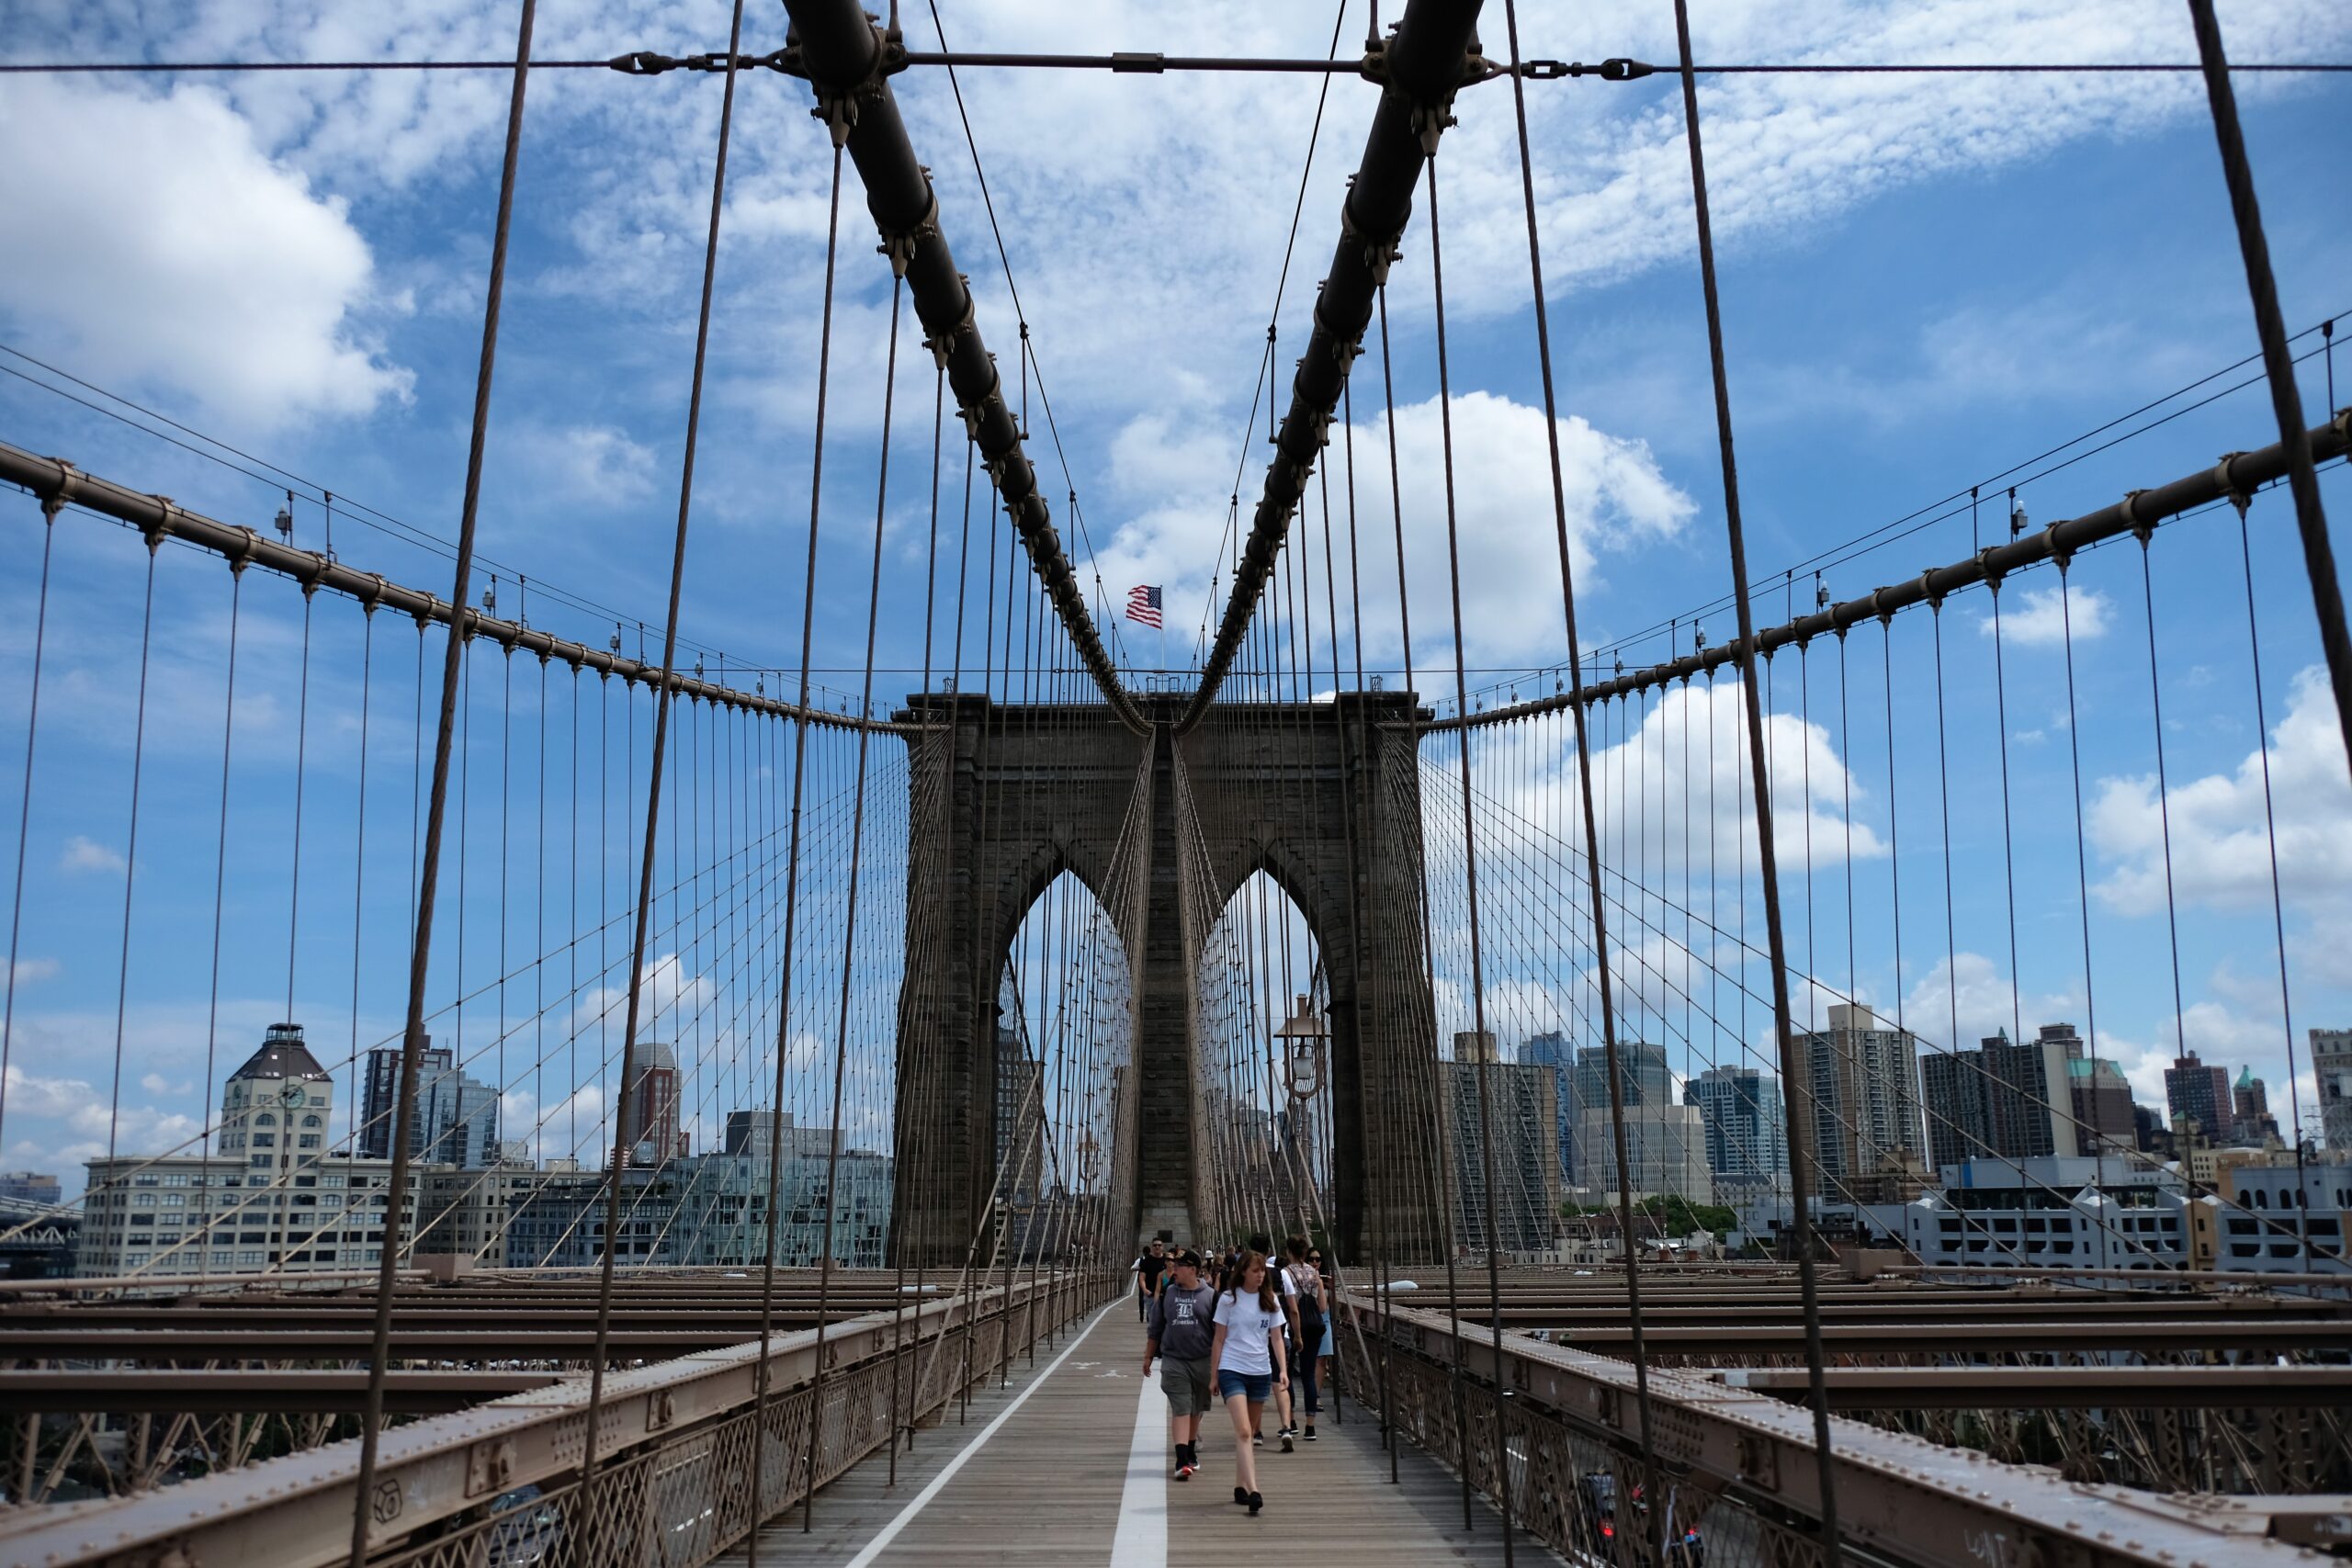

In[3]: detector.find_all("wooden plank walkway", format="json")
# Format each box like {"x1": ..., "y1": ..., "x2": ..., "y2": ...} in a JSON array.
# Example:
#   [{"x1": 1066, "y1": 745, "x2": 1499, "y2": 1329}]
[{"x1": 724, "y1": 1298, "x2": 1559, "y2": 1567}]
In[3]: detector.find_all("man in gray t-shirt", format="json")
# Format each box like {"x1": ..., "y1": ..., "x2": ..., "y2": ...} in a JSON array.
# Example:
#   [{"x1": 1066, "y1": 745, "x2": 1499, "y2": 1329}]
[{"x1": 1142, "y1": 1249, "x2": 1216, "y2": 1479}]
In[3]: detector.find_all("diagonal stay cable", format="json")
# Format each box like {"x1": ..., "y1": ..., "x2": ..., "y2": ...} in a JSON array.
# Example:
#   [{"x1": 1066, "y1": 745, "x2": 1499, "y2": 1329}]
[
  {"x1": 582, "y1": 0, "x2": 749, "y2": 1502},
  {"x1": 1669, "y1": 4, "x2": 1842, "y2": 1560},
  {"x1": 348, "y1": 3, "x2": 537, "y2": 1563}
]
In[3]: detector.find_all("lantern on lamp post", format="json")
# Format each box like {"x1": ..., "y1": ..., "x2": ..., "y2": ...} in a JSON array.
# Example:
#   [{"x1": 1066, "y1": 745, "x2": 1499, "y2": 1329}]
[{"x1": 1277, "y1": 994, "x2": 1327, "y2": 1101}]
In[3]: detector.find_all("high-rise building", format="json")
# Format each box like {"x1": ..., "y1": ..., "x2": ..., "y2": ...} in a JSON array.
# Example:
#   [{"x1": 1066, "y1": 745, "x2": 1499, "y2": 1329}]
[
  {"x1": 1683, "y1": 1066, "x2": 1787, "y2": 1196},
  {"x1": 2316, "y1": 1029, "x2": 2352, "y2": 1152},
  {"x1": 1799, "y1": 1003, "x2": 1925, "y2": 1202},
  {"x1": 1521, "y1": 1030, "x2": 1573, "y2": 1187},
  {"x1": 1576, "y1": 1104, "x2": 1714, "y2": 1203},
  {"x1": 2067, "y1": 1055, "x2": 2136, "y2": 1151},
  {"x1": 1445, "y1": 1031, "x2": 1561, "y2": 1255},
  {"x1": 2232, "y1": 1067, "x2": 2278, "y2": 1145},
  {"x1": 995, "y1": 1025, "x2": 1046, "y2": 1201},
  {"x1": 359, "y1": 1040, "x2": 503, "y2": 1168},
  {"x1": 1556, "y1": 1040, "x2": 1671, "y2": 1179},
  {"x1": 2164, "y1": 1052, "x2": 2233, "y2": 1141},
  {"x1": 1919, "y1": 1028, "x2": 2079, "y2": 1173},
  {"x1": 623, "y1": 1042, "x2": 686, "y2": 1165}
]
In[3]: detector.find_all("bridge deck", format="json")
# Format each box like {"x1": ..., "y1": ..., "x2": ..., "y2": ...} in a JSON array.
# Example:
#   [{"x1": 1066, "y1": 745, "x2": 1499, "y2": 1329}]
[{"x1": 723, "y1": 1298, "x2": 1552, "y2": 1568}]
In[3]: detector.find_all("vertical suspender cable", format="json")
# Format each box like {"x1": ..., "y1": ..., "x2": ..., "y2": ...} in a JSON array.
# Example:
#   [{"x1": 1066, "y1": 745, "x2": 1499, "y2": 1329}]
[
  {"x1": 351, "y1": 2, "x2": 537, "y2": 1561},
  {"x1": 0, "y1": 496, "x2": 56, "y2": 1149},
  {"x1": 1668, "y1": 6, "x2": 1844, "y2": 1558},
  {"x1": 752, "y1": 131, "x2": 844, "y2": 1549},
  {"x1": 1498, "y1": 0, "x2": 1664, "y2": 1533},
  {"x1": 583, "y1": 0, "x2": 745, "y2": 1509},
  {"x1": 1423, "y1": 157, "x2": 1515, "y2": 1564},
  {"x1": 804, "y1": 269, "x2": 904, "y2": 1529},
  {"x1": 2187, "y1": 0, "x2": 2352, "y2": 778}
]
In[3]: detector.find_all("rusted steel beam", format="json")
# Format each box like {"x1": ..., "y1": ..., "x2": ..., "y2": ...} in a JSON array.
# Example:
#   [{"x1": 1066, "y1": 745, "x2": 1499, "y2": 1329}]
[
  {"x1": 0, "y1": 1370, "x2": 562, "y2": 1416},
  {"x1": 1716, "y1": 1364, "x2": 2352, "y2": 1409}
]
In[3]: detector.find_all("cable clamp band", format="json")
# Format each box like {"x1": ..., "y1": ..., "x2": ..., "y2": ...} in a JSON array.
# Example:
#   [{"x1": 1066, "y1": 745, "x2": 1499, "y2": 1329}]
[
  {"x1": 786, "y1": 19, "x2": 896, "y2": 147},
  {"x1": 2041, "y1": 522, "x2": 2074, "y2": 573},
  {"x1": 2212, "y1": 451, "x2": 2255, "y2": 517},
  {"x1": 223, "y1": 518, "x2": 256, "y2": 574},
  {"x1": 1975, "y1": 545, "x2": 2006, "y2": 592},
  {"x1": 877, "y1": 187, "x2": 939, "y2": 278},
  {"x1": 2120, "y1": 488, "x2": 2154, "y2": 543},
  {"x1": 1339, "y1": 185, "x2": 1405, "y2": 286},
  {"x1": 1916, "y1": 567, "x2": 1945, "y2": 611},
  {"x1": 38, "y1": 457, "x2": 79, "y2": 524}
]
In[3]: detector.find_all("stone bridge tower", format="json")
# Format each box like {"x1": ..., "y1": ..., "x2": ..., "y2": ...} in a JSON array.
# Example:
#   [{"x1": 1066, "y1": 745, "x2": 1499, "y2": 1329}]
[{"x1": 888, "y1": 690, "x2": 1446, "y2": 1268}]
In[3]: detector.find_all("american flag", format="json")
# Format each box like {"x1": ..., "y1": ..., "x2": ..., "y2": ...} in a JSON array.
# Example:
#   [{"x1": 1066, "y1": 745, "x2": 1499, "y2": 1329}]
[{"x1": 1125, "y1": 583, "x2": 1163, "y2": 629}]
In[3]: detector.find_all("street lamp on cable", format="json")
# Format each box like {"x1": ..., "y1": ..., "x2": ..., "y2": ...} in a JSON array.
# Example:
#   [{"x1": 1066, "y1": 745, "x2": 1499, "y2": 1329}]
[{"x1": 1277, "y1": 992, "x2": 1328, "y2": 1101}]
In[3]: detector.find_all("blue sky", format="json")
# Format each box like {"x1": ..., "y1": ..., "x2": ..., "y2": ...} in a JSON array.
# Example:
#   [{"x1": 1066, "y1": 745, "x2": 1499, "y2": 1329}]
[{"x1": 1, "y1": 1, "x2": 2348, "y2": 1201}]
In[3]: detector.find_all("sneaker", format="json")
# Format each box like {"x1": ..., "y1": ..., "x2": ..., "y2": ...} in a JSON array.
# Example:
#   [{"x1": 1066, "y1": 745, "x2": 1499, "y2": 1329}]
[
  {"x1": 1280, "y1": 1427, "x2": 1295, "y2": 1453},
  {"x1": 1175, "y1": 1461, "x2": 1195, "y2": 1481},
  {"x1": 1248, "y1": 1490, "x2": 1264, "y2": 1515},
  {"x1": 1251, "y1": 1431, "x2": 1262, "y2": 1448},
  {"x1": 1303, "y1": 1424, "x2": 1318, "y2": 1441}
]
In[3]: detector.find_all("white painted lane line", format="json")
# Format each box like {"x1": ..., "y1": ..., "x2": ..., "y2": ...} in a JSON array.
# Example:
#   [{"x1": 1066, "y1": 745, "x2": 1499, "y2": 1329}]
[
  {"x1": 841, "y1": 1302, "x2": 1119, "y2": 1568},
  {"x1": 1108, "y1": 1359, "x2": 1170, "y2": 1568}
]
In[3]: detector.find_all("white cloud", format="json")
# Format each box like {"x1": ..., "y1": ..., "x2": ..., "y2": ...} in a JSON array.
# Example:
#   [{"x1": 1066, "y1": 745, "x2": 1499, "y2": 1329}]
[
  {"x1": 2090, "y1": 666, "x2": 2352, "y2": 914},
  {"x1": 59, "y1": 835, "x2": 126, "y2": 875},
  {"x1": 4, "y1": 957, "x2": 60, "y2": 987},
  {"x1": 1087, "y1": 390, "x2": 1691, "y2": 671},
  {"x1": 1459, "y1": 677, "x2": 1887, "y2": 881},
  {"x1": 1433, "y1": 0, "x2": 2352, "y2": 312},
  {"x1": 0, "y1": 77, "x2": 410, "y2": 432},
  {"x1": 1979, "y1": 583, "x2": 2109, "y2": 648},
  {"x1": 511, "y1": 423, "x2": 659, "y2": 508}
]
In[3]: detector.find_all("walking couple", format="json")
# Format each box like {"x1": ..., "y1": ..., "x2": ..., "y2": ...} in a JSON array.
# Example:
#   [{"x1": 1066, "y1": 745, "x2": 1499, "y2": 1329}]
[{"x1": 1142, "y1": 1238, "x2": 1329, "y2": 1517}]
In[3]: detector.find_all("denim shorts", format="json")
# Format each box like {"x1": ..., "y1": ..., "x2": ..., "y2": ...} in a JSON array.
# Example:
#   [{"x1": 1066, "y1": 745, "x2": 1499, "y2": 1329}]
[{"x1": 1216, "y1": 1368, "x2": 1272, "y2": 1402}]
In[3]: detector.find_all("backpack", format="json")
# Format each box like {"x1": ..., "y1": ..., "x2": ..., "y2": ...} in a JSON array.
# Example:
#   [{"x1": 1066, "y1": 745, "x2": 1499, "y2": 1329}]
[{"x1": 1288, "y1": 1263, "x2": 1326, "y2": 1342}]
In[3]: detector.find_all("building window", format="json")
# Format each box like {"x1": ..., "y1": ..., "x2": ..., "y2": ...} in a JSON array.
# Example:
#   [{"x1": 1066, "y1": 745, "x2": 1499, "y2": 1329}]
[
  {"x1": 302, "y1": 1115, "x2": 322, "y2": 1129},
  {"x1": 299, "y1": 1134, "x2": 321, "y2": 1150},
  {"x1": 132, "y1": 1193, "x2": 156, "y2": 1208},
  {"x1": 163, "y1": 1193, "x2": 185, "y2": 1207},
  {"x1": 238, "y1": 1250, "x2": 264, "y2": 1267},
  {"x1": 251, "y1": 1156, "x2": 273, "y2": 1168},
  {"x1": 255, "y1": 1113, "x2": 276, "y2": 1127},
  {"x1": 164, "y1": 1173, "x2": 189, "y2": 1187}
]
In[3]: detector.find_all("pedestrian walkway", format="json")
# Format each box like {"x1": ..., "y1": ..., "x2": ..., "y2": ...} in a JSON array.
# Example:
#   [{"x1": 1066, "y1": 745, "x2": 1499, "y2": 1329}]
[{"x1": 725, "y1": 1300, "x2": 1554, "y2": 1567}]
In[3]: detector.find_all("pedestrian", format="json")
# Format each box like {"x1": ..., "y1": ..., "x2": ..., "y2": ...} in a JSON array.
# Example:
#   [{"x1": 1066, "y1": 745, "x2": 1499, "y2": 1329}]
[
  {"x1": 1248, "y1": 1231, "x2": 1301, "y2": 1449},
  {"x1": 1208, "y1": 1249, "x2": 1288, "y2": 1516},
  {"x1": 1133, "y1": 1236, "x2": 1168, "y2": 1324},
  {"x1": 1141, "y1": 1248, "x2": 1216, "y2": 1481},
  {"x1": 1309, "y1": 1246, "x2": 1335, "y2": 1412},
  {"x1": 1282, "y1": 1235, "x2": 1328, "y2": 1440}
]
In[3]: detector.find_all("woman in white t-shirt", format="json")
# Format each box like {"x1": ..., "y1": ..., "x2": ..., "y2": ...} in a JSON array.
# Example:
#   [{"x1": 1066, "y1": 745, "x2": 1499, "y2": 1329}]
[{"x1": 1207, "y1": 1249, "x2": 1288, "y2": 1515}]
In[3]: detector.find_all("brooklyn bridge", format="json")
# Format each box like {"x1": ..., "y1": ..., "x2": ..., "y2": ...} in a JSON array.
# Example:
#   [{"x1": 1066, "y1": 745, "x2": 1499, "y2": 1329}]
[{"x1": 0, "y1": 1, "x2": 2348, "y2": 1564}]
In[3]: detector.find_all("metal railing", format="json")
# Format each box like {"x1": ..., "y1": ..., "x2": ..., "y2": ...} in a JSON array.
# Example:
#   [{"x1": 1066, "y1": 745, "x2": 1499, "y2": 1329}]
[
  {"x1": 1335, "y1": 1292, "x2": 2350, "y2": 1567},
  {"x1": 0, "y1": 1269, "x2": 1118, "y2": 1568}
]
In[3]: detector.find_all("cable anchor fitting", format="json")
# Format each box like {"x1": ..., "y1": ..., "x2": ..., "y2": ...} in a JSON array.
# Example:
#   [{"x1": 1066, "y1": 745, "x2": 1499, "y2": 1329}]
[{"x1": 607, "y1": 51, "x2": 680, "y2": 75}]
